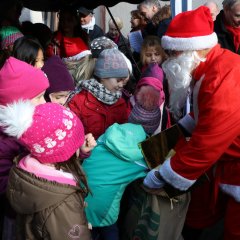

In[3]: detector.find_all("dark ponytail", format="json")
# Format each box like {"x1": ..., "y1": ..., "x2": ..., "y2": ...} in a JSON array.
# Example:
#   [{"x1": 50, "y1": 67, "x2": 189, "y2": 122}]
[
  {"x1": 55, "y1": 153, "x2": 90, "y2": 197},
  {"x1": 0, "y1": 49, "x2": 10, "y2": 69}
]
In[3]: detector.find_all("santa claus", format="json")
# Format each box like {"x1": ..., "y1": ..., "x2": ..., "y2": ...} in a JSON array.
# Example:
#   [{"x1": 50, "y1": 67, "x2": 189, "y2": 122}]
[{"x1": 144, "y1": 6, "x2": 240, "y2": 240}]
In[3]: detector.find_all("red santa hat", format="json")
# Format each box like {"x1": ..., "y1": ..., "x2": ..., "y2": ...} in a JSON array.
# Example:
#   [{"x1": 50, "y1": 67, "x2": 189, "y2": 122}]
[
  {"x1": 55, "y1": 32, "x2": 91, "y2": 61},
  {"x1": 161, "y1": 6, "x2": 218, "y2": 51}
]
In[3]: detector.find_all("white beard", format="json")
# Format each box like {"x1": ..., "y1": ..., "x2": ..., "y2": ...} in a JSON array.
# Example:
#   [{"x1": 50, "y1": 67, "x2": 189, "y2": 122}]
[{"x1": 162, "y1": 51, "x2": 205, "y2": 120}]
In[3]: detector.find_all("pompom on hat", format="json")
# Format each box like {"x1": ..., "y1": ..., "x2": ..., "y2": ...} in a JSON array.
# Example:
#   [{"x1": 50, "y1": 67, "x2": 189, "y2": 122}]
[
  {"x1": 0, "y1": 100, "x2": 85, "y2": 164},
  {"x1": 0, "y1": 26, "x2": 24, "y2": 50},
  {"x1": 0, "y1": 57, "x2": 49, "y2": 105},
  {"x1": 161, "y1": 6, "x2": 218, "y2": 51},
  {"x1": 90, "y1": 36, "x2": 118, "y2": 58},
  {"x1": 136, "y1": 63, "x2": 165, "y2": 106}
]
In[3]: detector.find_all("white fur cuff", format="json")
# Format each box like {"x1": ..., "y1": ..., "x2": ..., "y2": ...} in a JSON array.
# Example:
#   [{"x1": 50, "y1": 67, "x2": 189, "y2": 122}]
[
  {"x1": 220, "y1": 184, "x2": 240, "y2": 202},
  {"x1": 178, "y1": 114, "x2": 196, "y2": 134},
  {"x1": 160, "y1": 159, "x2": 196, "y2": 191}
]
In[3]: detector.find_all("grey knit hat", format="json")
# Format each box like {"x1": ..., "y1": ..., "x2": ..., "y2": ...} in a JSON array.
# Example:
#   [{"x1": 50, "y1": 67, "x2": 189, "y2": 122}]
[
  {"x1": 128, "y1": 103, "x2": 161, "y2": 135},
  {"x1": 94, "y1": 48, "x2": 129, "y2": 79}
]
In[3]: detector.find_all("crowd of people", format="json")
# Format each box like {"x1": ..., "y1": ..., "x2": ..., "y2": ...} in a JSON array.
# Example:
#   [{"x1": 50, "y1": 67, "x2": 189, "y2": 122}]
[{"x1": 0, "y1": 0, "x2": 240, "y2": 239}]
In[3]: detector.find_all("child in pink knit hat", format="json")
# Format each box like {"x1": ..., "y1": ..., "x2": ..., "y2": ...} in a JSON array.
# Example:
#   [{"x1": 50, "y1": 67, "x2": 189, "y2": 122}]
[
  {"x1": 0, "y1": 57, "x2": 49, "y2": 105},
  {"x1": 129, "y1": 63, "x2": 171, "y2": 135},
  {"x1": 0, "y1": 56, "x2": 49, "y2": 239},
  {"x1": 0, "y1": 100, "x2": 96, "y2": 240}
]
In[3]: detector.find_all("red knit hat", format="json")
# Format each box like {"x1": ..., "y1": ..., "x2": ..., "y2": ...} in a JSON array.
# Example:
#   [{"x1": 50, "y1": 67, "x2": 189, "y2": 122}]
[
  {"x1": 0, "y1": 57, "x2": 49, "y2": 105},
  {"x1": 0, "y1": 101, "x2": 85, "y2": 164},
  {"x1": 161, "y1": 6, "x2": 218, "y2": 51}
]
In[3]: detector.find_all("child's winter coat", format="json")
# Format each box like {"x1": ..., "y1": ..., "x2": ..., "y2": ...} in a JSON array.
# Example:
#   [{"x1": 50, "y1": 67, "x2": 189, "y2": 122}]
[
  {"x1": 82, "y1": 123, "x2": 148, "y2": 227},
  {"x1": 7, "y1": 159, "x2": 91, "y2": 240}
]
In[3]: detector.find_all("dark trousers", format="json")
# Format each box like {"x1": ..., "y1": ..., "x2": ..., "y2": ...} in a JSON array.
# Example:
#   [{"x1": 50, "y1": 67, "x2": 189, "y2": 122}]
[{"x1": 91, "y1": 223, "x2": 119, "y2": 240}]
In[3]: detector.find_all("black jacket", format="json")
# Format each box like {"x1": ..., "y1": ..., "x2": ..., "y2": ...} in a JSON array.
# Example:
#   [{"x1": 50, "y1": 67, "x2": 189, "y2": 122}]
[
  {"x1": 214, "y1": 10, "x2": 240, "y2": 54},
  {"x1": 84, "y1": 24, "x2": 104, "y2": 41}
]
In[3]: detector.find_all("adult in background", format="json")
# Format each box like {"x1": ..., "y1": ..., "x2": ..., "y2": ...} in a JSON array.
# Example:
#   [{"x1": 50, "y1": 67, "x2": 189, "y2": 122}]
[
  {"x1": 138, "y1": 1, "x2": 172, "y2": 39},
  {"x1": 51, "y1": 7, "x2": 89, "y2": 58},
  {"x1": 137, "y1": 0, "x2": 161, "y2": 36},
  {"x1": 130, "y1": 10, "x2": 147, "y2": 32},
  {"x1": 0, "y1": 0, "x2": 22, "y2": 28},
  {"x1": 214, "y1": 0, "x2": 240, "y2": 54},
  {"x1": 204, "y1": 1, "x2": 220, "y2": 21},
  {"x1": 138, "y1": 0, "x2": 161, "y2": 22},
  {"x1": 105, "y1": 17, "x2": 129, "y2": 57},
  {"x1": 143, "y1": 6, "x2": 240, "y2": 240},
  {"x1": 151, "y1": 4, "x2": 172, "y2": 38},
  {"x1": 78, "y1": 7, "x2": 104, "y2": 41}
]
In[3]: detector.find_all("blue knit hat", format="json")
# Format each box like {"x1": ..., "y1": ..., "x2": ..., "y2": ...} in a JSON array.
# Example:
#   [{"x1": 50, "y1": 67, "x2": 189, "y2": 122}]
[{"x1": 94, "y1": 48, "x2": 129, "y2": 79}]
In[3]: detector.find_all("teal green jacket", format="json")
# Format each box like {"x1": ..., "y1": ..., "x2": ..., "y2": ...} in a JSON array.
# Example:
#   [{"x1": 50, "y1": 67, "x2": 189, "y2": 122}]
[{"x1": 82, "y1": 123, "x2": 148, "y2": 227}]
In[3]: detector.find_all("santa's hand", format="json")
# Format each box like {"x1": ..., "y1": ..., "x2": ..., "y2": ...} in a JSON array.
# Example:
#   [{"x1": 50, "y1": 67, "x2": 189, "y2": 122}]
[
  {"x1": 143, "y1": 169, "x2": 165, "y2": 189},
  {"x1": 80, "y1": 133, "x2": 97, "y2": 154}
]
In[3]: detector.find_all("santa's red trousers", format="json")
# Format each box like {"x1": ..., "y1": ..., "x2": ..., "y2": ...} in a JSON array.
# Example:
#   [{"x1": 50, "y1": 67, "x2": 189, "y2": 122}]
[{"x1": 185, "y1": 175, "x2": 240, "y2": 240}]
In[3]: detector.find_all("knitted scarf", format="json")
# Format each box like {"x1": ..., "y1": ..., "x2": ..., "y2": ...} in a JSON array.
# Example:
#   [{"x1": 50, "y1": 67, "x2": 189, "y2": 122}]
[{"x1": 76, "y1": 79, "x2": 122, "y2": 105}]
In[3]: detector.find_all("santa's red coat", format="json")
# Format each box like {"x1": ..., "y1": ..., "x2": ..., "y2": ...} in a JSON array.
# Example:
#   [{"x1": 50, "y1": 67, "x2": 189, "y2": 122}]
[{"x1": 160, "y1": 44, "x2": 240, "y2": 202}]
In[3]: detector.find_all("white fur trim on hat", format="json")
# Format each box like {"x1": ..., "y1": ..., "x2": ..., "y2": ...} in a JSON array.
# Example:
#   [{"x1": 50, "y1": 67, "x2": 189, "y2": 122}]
[
  {"x1": 0, "y1": 100, "x2": 34, "y2": 138},
  {"x1": 161, "y1": 32, "x2": 218, "y2": 51},
  {"x1": 159, "y1": 158, "x2": 196, "y2": 190},
  {"x1": 120, "y1": 53, "x2": 132, "y2": 75},
  {"x1": 62, "y1": 50, "x2": 92, "y2": 62}
]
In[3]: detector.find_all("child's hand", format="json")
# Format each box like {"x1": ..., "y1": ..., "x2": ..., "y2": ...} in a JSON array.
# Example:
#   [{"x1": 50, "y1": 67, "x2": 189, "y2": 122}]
[{"x1": 80, "y1": 133, "x2": 97, "y2": 154}]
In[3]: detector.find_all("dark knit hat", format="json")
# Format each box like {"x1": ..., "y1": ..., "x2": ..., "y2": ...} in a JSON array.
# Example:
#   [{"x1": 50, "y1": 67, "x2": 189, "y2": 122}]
[
  {"x1": 78, "y1": 7, "x2": 93, "y2": 16},
  {"x1": 128, "y1": 103, "x2": 161, "y2": 135},
  {"x1": 90, "y1": 36, "x2": 118, "y2": 58},
  {"x1": 94, "y1": 48, "x2": 129, "y2": 79},
  {"x1": 42, "y1": 55, "x2": 75, "y2": 101}
]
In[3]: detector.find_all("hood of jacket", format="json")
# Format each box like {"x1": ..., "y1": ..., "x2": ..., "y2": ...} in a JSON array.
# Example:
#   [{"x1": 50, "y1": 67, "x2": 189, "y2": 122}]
[
  {"x1": 97, "y1": 123, "x2": 147, "y2": 165},
  {"x1": 7, "y1": 166, "x2": 79, "y2": 215}
]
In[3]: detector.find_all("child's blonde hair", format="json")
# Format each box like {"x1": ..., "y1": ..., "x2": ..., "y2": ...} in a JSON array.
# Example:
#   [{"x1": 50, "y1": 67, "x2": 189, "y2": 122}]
[
  {"x1": 140, "y1": 35, "x2": 167, "y2": 65},
  {"x1": 64, "y1": 55, "x2": 96, "y2": 86}
]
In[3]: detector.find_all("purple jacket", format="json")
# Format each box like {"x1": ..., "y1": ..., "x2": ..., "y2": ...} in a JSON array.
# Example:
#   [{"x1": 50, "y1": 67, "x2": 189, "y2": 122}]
[{"x1": 0, "y1": 129, "x2": 27, "y2": 195}]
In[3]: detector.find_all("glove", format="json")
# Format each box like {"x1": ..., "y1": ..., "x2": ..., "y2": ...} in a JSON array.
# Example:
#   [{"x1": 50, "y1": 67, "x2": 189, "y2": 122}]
[{"x1": 143, "y1": 169, "x2": 165, "y2": 189}]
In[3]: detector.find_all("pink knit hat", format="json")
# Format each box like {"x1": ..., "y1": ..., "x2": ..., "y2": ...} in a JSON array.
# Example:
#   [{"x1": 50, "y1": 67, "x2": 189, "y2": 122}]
[
  {"x1": 0, "y1": 101, "x2": 85, "y2": 163},
  {"x1": 0, "y1": 57, "x2": 49, "y2": 105},
  {"x1": 136, "y1": 63, "x2": 165, "y2": 106}
]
